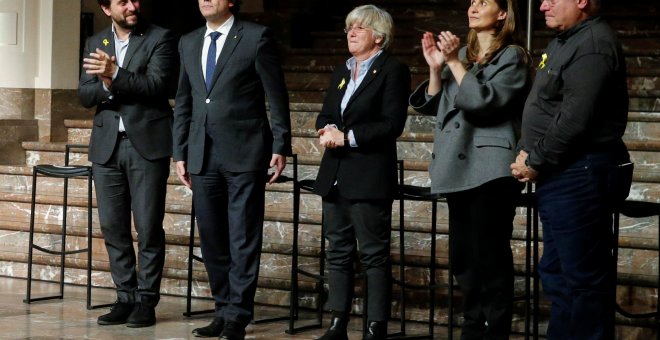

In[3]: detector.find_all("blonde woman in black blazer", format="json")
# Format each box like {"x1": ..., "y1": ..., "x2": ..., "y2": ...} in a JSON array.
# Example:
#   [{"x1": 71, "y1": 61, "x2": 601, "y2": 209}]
[
  {"x1": 312, "y1": 5, "x2": 410, "y2": 340},
  {"x1": 410, "y1": 0, "x2": 531, "y2": 338}
]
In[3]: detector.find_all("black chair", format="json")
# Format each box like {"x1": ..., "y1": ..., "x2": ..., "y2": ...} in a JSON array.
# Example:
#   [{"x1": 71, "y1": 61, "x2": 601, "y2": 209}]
[
  {"x1": 613, "y1": 200, "x2": 660, "y2": 340},
  {"x1": 24, "y1": 144, "x2": 111, "y2": 310},
  {"x1": 392, "y1": 160, "x2": 448, "y2": 339},
  {"x1": 183, "y1": 154, "x2": 297, "y2": 325},
  {"x1": 286, "y1": 168, "x2": 369, "y2": 337}
]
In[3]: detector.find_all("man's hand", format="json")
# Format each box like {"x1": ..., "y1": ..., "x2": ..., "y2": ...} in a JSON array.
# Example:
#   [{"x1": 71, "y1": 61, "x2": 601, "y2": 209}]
[
  {"x1": 268, "y1": 154, "x2": 286, "y2": 184},
  {"x1": 175, "y1": 160, "x2": 192, "y2": 188},
  {"x1": 82, "y1": 48, "x2": 117, "y2": 88},
  {"x1": 511, "y1": 150, "x2": 538, "y2": 183}
]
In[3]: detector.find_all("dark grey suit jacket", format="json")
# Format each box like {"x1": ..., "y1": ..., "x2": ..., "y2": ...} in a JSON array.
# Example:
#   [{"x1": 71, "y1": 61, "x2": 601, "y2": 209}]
[
  {"x1": 78, "y1": 22, "x2": 177, "y2": 164},
  {"x1": 173, "y1": 19, "x2": 292, "y2": 174},
  {"x1": 410, "y1": 46, "x2": 531, "y2": 194}
]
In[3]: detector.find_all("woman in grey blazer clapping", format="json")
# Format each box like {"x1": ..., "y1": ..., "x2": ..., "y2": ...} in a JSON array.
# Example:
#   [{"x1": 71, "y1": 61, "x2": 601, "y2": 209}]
[{"x1": 409, "y1": 0, "x2": 531, "y2": 338}]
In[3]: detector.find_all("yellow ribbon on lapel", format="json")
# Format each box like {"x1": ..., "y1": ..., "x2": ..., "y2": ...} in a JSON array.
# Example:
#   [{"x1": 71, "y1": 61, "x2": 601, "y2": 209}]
[
  {"x1": 103, "y1": 38, "x2": 109, "y2": 46},
  {"x1": 338, "y1": 78, "x2": 346, "y2": 90},
  {"x1": 539, "y1": 53, "x2": 548, "y2": 70}
]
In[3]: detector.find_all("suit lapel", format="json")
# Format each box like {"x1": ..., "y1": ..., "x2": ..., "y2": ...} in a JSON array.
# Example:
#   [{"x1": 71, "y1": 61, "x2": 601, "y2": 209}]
[
  {"x1": 344, "y1": 52, "x2": 387, "y2": 113},
  {"x1": 122, "y1": 24, "x2": 148, "y2": 68},
  {"x1": 334, "y1": 68, "x2": 351, "y2": 124},
  {"x1": 99, "y1": 27, "x2": 115, "y2": 60},
  {"x1": 208, "y1": 20, "x2": 243, "y2": 93}
]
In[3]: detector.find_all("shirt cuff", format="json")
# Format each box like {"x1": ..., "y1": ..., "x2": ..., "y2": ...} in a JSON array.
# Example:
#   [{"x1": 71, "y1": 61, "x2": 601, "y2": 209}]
[{"x1": 348, "y1": 130, "x2": 357, "y2": 147}]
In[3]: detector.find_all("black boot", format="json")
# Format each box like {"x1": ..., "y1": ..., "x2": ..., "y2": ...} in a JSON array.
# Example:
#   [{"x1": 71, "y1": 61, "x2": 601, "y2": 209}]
[
  {"x1": 126, "y1": 302, "x2": 156, "y2": 328},
  {"x1": 364, "y1": 321, "x2": 387, "y2": 340},
  {"x1": 97, "y1": 301, "x2": 134, "y2": 325},
  {"x1": 192, "y1": 317, "x2": 224, "y2": 337},
  {"x1": 317, "y1": 313, "x2": 349, "y2": 340}
]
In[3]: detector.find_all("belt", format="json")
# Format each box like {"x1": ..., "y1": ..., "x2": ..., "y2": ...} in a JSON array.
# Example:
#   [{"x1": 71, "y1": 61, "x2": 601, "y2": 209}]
[{"x1": 118, "y1": 131, "x2": 128, "y2": 139}]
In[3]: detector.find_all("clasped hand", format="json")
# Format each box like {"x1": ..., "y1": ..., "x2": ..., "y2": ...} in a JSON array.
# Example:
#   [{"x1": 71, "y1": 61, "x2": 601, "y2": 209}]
[
  {"x1": 82, "y1": 48, "x2": 117, "y2": 88},
  {"x1": 510, "y1": 150, "x2": 538, "y2": 183},
  {"x1": 318, "y1": 125, "x2": 345, "y2": 149}
]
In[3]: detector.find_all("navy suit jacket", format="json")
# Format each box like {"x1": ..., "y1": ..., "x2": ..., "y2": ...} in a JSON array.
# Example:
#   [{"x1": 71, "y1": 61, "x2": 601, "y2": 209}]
[
  {"x1": 313, "y1": 51, "x2": 411, "y2": 200},
  {"x1": 78, "y1": 22, "x2": 177, "y2": 164},
  {"x1": 173, "y1": 19, "x2": 292, "y2": 174}
]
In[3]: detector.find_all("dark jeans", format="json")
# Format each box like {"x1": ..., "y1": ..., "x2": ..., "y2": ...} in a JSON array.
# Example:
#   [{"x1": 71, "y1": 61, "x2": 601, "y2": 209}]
[
  {"x1": 446, "y1": 177, "x2": 522, "y2": 340},
  {"x1": 536, "y1": 149, "x2": 632, "y2": 340}
]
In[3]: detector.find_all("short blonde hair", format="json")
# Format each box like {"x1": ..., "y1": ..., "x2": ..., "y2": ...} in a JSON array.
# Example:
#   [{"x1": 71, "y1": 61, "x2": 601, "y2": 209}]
[{"x1": 345, "y1": 5, "x2": 394, "y2": 49}]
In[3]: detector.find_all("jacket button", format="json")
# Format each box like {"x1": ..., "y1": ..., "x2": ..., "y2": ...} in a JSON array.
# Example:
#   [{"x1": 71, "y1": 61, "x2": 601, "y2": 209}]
[
  {"x1": 431, "y1": 153, "x2": 435, "y2": 159},
  {"x1": 454, "y1": 122, "x2": 460, "y2": 128},
  {"x1": 458, "y1": 153, "x2": 466, "y2": 160},
  {"x1": 205, "y1": 99, "x2": 210, "y2": 103}
]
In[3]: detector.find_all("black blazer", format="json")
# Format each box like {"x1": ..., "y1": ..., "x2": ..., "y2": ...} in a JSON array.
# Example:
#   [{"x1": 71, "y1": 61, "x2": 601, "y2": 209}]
[
  {"x1": 173, "y1": 19, "x2": 292, "y2": 174},
  {"x1": 313, "y1": 51, "x2": 411, "y2": 200},
  {"x1": 78, "y1": 22, "x2": 177, "y2": 164}
]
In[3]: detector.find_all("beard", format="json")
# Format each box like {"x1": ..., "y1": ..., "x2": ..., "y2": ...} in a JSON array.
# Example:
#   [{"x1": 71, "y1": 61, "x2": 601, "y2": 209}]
[{"x1": 114, "y1": 11, "x2": 140, "y2": 30}]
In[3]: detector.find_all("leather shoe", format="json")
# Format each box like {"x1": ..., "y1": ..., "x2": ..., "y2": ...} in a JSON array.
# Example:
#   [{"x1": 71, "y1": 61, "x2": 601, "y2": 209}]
[
  {"x1": 317, "y1": 316, "x2": 348, "y2": 340},
  {"x1": 364, "y1": 321, "x2": 387, "y2": 340},
  {"x1": 126, "y1": 302, "x2": 156, "y2": 328},
  {"x1": 192, "y1": 317, "x2": 224, "y2": 337},
  {"x1": 97, "y1": 301, "x2": 134, "y2": 325},
  {"x1": 220, "y1": 321, "x2": 246, "y2": 340}
]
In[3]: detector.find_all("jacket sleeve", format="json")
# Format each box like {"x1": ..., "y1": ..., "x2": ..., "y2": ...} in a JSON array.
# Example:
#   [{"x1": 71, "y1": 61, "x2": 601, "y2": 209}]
[
  {"x1": 255, "y1": 27, "x2": 292, "y2": 156},
  {"x1": 454, "y1": 46, "x2": 530, "y2": 123},
  {"x1": 172, "y1": 37, "x2": 192, "y2": 162}
]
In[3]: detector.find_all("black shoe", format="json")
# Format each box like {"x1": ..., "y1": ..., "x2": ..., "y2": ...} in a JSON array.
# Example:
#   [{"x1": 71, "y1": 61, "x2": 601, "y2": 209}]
[
  {"x1": 317, "y1": 316, "x2": 349, "y2": 340},
  {"x1": 97, "y1": 301, "x2": 134, "y2": 325},
  {"x1": 220, "y1": 321, "x2": 246, "y2": 340},
  {"x1": 126, "y1": 303, "x2": 156, "y2": 328},
  {"x1": 364, "y1": 321, "x2": 387, "y2": 340},
  {"x1": 192, "y1": 317, "x2": 224, "y2": 337}
]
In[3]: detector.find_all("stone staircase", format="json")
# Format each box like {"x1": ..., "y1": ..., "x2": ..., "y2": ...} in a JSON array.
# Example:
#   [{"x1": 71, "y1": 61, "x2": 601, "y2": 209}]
[{"x1": 0, "y1": 0, "x2": 658, "y2": 338}]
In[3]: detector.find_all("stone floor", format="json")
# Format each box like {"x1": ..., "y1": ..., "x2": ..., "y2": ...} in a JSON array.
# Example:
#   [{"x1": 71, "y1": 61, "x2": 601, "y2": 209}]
[{"x1": 1, "y1": 277, "x2": 463, "y2": 339}]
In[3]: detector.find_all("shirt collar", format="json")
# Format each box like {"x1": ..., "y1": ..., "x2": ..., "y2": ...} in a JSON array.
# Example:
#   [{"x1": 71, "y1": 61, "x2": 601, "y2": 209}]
[
  {"x1": 111, "y1": 24, "x2": 131, "y2": 42},
  {"x1": 557, "y1": 16, "x2": 599, "y2": 42},
  {"x1": 345, "y1": 49, "x2": 383, "y2": 72},
  {"x1": 205, "y1": 15, "x2": 234, "y2": 38}
]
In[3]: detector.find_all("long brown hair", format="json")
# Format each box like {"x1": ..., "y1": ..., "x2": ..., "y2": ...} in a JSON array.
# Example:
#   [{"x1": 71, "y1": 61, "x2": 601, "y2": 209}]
[{"x1": 464, "y1": 0, "x2": 529, "y2": 67}]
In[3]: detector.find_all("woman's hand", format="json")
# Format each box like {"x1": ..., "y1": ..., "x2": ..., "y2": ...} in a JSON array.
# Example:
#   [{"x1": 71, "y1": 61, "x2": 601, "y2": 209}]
[
  {"x1": 438, "y1": 31, "x2": 460, "y2": 64},
  {"x1": 421, "y1": 31, "x2": 445, "y2": 72}
]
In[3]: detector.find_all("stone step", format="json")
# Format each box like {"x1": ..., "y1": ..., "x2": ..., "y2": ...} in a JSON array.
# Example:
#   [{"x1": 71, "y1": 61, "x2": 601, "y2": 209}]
[{"x1": 1, "y1": 158, "x2": 658, "y2": 253}]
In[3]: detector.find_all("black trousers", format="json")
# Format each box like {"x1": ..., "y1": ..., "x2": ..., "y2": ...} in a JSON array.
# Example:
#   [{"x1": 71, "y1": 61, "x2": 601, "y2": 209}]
[
  {"x1": 92, "y1": 137, "x2": 169, "y2": 306},
  {"x1": 445, "y1": 177, "x2": 521, "y2": 340},
  {"x1": 322, "y1": 188, "x2": 392, "y2": 321},
  {"x1": 190, "y1": 140, "x2": 266, "y2": 327}
]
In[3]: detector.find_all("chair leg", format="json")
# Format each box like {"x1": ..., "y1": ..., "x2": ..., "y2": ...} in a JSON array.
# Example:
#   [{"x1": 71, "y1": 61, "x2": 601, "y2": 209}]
[{"x1": 23, "y1": 168, "x2": 38, "y2": 304}]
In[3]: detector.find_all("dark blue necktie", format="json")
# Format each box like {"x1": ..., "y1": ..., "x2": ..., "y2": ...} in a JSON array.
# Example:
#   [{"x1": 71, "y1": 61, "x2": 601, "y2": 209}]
[{"x1": 205, "y1": 32, "x2": 221, "y2": 91}]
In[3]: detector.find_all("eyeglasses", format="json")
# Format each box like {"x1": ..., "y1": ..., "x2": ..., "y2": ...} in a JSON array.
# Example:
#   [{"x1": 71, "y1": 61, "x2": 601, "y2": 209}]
[
  {"x1": 540, "y1": 0, "x2": 560, "y2": 5},
  {"x1": 344, "y1": 26, "x2": 370, "y2": 34}
]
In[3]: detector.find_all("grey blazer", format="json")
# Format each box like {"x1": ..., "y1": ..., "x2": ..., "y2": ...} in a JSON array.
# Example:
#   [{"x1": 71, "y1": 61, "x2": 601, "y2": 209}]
[{"x1": 410, "y1": 45, "x2": 531, "y2": 194}]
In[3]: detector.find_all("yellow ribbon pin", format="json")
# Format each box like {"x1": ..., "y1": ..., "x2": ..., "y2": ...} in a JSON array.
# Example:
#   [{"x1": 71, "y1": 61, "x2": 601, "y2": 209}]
[
  {"x1": 338, "y1": 78, "x2": 346, "y2": 90},
  {"x1": 103, "y1": 38, "x2": 109, "y2": 46},
  {"x1": 539, "y1": 53, "x2": 548, "y2": 70}
]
